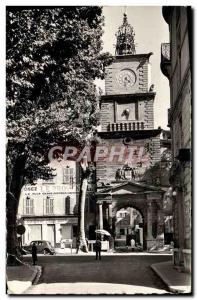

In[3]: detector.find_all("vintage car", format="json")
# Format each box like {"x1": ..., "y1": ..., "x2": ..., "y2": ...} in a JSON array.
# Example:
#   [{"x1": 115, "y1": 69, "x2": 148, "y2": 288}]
[{"x1": 23, "y1": 240, "x2": 55, "y2": 255}]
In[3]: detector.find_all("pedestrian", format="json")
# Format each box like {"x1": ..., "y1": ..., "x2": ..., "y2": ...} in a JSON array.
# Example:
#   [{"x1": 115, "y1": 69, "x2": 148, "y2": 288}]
[
  {"x1": 95, "y1": 238, "x2": 101, "y2": 260},
  {"x1": 131, "y1": 238, "x2": 135, "y2": 252},
  {"x1": 32, "y1": 242, "x2": 38, "y2": 265},
  {"x1": 126, "y1": 233, "x2": 132, "y2": 248}
]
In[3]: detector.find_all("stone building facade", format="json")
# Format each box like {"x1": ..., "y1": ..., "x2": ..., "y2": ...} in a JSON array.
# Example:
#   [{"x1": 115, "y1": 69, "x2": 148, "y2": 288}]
[
  {"x1": 161, "y1": 6, "x2": 192, "y2": 272},
  {"x1": 18, "y1": 160, "x2": 79, "y2": 248},
  {"x1": 17, "y1": 159, "x2": 96, "y2": 248}
]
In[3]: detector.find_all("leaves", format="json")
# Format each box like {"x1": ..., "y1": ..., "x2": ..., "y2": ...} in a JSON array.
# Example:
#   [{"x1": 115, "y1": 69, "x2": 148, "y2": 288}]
[{"x1": 6, "y1": 7, "x2": 113, "y2": 184}]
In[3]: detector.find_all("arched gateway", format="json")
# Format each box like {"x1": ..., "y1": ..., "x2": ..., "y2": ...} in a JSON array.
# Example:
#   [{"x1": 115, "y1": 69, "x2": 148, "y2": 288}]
[{"x1": 96, "y1": 181, "x2": 164, "y2": 250}]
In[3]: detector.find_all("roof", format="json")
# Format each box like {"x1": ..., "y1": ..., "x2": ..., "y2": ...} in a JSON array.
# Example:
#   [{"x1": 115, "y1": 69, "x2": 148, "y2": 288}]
[{"x1": 96, "y1": 180, "x2": 164, "y2": 196}]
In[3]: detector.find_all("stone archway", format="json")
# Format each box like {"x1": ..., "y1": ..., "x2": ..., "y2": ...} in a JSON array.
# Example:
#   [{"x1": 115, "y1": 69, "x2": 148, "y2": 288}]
[
  {"x1": 110, "y1": 199, "x2": 148, "y2": 250},
  {"x1": 96, "y1": 181, "x2": 164, "y2": 251}
]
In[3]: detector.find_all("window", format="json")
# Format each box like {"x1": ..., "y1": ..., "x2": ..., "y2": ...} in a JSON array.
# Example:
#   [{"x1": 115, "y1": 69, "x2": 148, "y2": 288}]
[
  {"x1": 120, "y1": 212, "x2": 126, "y2": 218},
  {"x1": 25, "y1": 197, "x2": 34, "y2": 214},
  {"x1": 65, "y1": 196, "x2": 71, "y2": 214},
  {"x1": 116, "y1": 102, "x2": 138, "y2": 121},
  {"x1": 72, "y1": 225, "x2": 78, "y2": 238},
  {"x1": 46, "y1": 197, "x2": 54, "y2": 214},
  {"x1": 63, "y1": 167, "x2": 74, "y2": 187},
  {"x1": 120, "y1": 229, "x2": 125, "y2": 235}
]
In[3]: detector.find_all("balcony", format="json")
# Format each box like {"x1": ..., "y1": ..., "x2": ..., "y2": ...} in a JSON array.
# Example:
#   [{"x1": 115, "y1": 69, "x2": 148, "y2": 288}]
[
  {"x1": 160, "y1": 43, "x2": 171, "y2": 79},
  {"x1": 108, "y1": 121, "x2": 145, "y2": 132}
]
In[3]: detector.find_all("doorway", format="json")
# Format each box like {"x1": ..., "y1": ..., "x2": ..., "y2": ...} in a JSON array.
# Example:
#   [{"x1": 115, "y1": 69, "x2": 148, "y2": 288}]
[
  {"x1": 47, "y1": 224, "x2": 55, "y2": 246},
  {"x1": 115, "y1": 207, "x2": 143, "y2": 249}
]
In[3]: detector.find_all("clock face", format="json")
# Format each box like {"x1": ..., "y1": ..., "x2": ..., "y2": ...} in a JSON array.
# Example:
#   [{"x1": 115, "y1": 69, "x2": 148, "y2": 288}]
[{"x1": 117, "y1": 69, "x2": 136, "y2": 89}]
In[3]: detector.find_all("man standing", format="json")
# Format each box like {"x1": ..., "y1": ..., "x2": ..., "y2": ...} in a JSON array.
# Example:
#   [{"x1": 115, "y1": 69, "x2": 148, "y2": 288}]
[
  {"x1": 95, "y1": 238, "x2": 101, "y2": 260},
  {"x1": 32, "y1": 242, "x2": 38, "y2": 265}
]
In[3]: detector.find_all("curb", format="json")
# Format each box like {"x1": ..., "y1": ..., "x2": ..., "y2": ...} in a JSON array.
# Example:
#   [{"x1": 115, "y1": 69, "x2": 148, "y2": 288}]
[
  {"x1": 22, "y1": 265, "x2": 42, "y2": 294},
  {"x1": 7, "y1": 263, "x2": 42, "y2": 294},
  {"x1": 32, "y1": 266, "x2": 42, "y2": 285},
  {"x1": 151, "y1": 263, "x2": 190, "y2": 294}
]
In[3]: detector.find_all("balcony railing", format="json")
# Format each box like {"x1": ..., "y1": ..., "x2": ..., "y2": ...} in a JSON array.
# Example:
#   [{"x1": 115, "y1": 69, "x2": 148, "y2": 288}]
[
  {"x1": 108, "y1": 122, "x2": 145, "y2": 132},
  {"x1": 160, "y1": 43, "x2": 171, "y2": 79}
]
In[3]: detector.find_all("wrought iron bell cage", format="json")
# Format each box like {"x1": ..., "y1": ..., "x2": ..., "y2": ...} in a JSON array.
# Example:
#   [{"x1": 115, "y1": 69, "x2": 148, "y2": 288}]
[{"x1": 115, "y1": 13, "x2": 136, "y2": 55}]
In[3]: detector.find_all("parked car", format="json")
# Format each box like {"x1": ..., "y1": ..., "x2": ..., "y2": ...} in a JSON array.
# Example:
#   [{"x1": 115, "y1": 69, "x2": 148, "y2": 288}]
[{"x1": 23, "y1": 240, "x2": 55, "y2": 255}]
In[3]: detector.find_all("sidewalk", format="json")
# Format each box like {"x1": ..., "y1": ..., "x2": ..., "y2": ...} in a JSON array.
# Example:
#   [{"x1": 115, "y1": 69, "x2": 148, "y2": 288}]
[
  {"x1": 7, "y1": 262, "x2": 42, "y2": 294},
  {"x1": 151, "y1": 261, "x2": 191, "y2": 294}
]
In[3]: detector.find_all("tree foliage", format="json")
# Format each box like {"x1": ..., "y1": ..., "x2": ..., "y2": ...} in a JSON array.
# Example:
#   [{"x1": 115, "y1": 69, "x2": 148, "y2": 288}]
[
  {"x1": 6, "y1": 7, "x2": 113, "y2": 260},
  {"x1": 6, "y1": 7, "x2": 113, "y2": 184}
]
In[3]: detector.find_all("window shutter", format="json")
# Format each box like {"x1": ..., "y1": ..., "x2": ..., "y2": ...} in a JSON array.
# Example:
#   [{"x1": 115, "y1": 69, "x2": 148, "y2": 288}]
[
  {"x1": 50, "y1": 198, "x2": 54, "y2": 214},
  {"x1": 46, "y1": 197, "x2": 53, "y2": 214},
  {"x1": 46, "y1": 197, "x2": 49, "y2": 214},
  {"x1": 30, "y1": 198, "x2": 34, "y2": 214}
]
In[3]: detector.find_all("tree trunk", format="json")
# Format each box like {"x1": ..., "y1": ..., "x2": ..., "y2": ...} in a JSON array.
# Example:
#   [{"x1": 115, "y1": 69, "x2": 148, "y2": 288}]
[
  {"x1": 6, "y1": 155, "x2": 26, "y2": 265},
  {"x1": 6, "y1": 192, "x2": 19, "y2": 265},
  {"x1": 77, "y1": 159, "x2": 89, "y2": 253}
]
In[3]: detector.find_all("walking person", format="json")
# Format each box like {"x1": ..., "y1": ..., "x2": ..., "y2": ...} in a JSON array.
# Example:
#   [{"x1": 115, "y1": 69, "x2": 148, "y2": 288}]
[
  {"x1": 32, "y1": 242, "x2": 38, "y2": 265},
  {"x1": 95, "y1": 238, "x2": 101, "y2": 260}
]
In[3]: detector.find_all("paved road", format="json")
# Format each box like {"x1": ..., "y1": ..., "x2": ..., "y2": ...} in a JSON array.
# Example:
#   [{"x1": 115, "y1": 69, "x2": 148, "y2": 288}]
[{"x1": 25, "y1": 254, "x2": 172, "y2": 295}]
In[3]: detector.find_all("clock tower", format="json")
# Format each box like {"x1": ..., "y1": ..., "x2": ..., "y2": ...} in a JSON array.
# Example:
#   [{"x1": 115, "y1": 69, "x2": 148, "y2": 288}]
[
  {"x1": 96, "y1": 14, "x2": 164, "y2": 250},
  {"x1": 98, "y1": 13, "x2": 161, "y2": 173},
  {"x1": 101, "y1": 14, "x2": 155, "y2": 132}
]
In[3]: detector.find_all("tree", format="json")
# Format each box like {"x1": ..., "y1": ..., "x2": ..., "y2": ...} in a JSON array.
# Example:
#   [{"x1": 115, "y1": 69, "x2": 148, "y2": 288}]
[{"x1": 6, "y1": 7, "x2": 113, "y2": 263}]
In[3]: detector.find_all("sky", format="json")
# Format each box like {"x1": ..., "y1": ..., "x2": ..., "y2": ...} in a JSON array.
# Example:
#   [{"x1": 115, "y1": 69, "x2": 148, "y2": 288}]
[{"x1": 96, "y1": 6, "x2": 170, "y2": 130}]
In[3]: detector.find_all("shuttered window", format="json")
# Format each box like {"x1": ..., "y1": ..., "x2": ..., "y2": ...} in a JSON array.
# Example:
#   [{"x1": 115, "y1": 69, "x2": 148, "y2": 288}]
[
  {"x1": 63, "y1": 167, "x2": 74, "y2": 187},
  {"x1": 25, "y1": 197, "x2": 34, "y2": 214},
  {"x1": 46, "y1": 197, "x2": 54, "y2": 214}
]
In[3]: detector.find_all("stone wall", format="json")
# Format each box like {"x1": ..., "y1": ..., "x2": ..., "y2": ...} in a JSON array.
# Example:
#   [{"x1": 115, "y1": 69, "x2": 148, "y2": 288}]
[
  {"x1": 105, "y1": 57, "x2": 150, "y2": 95},
  {"x1": 100, "y1": 96, "x2": 155, "y2": 132},
  {"x1": 96, "y1": 135, "x2": 161, "y2": 185}
]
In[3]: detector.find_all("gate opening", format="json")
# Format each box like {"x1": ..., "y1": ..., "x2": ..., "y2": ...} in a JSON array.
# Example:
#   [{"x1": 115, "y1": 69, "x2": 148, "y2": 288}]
[{"x1": 114, "y1": 207, "x2": 143, "y2": 250}]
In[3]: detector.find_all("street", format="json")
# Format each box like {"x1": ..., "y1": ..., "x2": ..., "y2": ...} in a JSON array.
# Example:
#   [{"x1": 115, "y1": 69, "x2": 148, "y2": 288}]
[{"x1": 24, "y1": 253, "x2": 172, "y2": 295}]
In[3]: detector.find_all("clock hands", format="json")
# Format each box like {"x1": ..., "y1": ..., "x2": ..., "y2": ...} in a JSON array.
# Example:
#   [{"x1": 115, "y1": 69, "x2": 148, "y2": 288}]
[
  {"x1": 124, "y1": 76, "x2": 131, "y2": 87},
  {"x1": 117, "y1": 69, "x2": 136, "y2": 88}
]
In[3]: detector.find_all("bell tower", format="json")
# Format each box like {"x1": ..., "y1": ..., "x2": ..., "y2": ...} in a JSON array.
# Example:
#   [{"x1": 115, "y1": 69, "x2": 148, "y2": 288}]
[
  {"x1": 98, "y1": 13, "x2": 161, "y2": 184},
  {"x1": 102, "y1": 13, "x2": 155, "y2": 132},
  {"x1": 115, "y1": 13, "x2": 136, "y2": 56}
]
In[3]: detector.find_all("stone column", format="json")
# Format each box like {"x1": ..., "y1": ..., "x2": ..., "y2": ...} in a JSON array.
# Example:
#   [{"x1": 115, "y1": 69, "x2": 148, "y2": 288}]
[
  {"x1": 157, "y1": 209, "x2": 164, "y2": 236},
  {"x1": 99, "y1": 203, "x2": 103, "y2": 230},
  {"x1": 108, "y1": 203, "x2": 113, "y2": 229},
  {"x1": 156, "y1": 208, "x2": 164, "y2": 249},
  {"x1": 147, "y1": 201, "x2": 153, "y2": 240}
]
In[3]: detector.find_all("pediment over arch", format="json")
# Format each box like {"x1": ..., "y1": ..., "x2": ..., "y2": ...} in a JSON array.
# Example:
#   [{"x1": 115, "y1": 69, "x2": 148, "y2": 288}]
[{"x1": 97, "y1": 181, "x2": 163, "y2": 196}]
